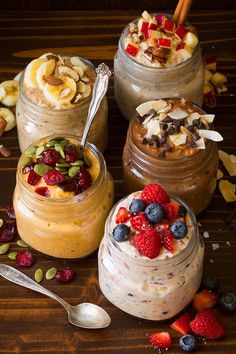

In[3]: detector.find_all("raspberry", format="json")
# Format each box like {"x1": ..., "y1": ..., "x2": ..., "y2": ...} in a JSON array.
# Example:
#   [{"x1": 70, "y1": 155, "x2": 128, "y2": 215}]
[
  {"x1": 0, "y1": 228, "x2": 15, "y2": 242},
  {"x1": 58, "y1": 178, "x2": 80, "y2": 194},
  {"x1": 5, "y1": 221, "x2": 18, "y2": 236},
  {"x1": 140, "y1": 184, "x2": 170, "y2": 205},
  {"x1": 190, "y1": 309, "x2": 226, "y2": 339},
  {"x1": 27, "y1": 170, "x2": 41, "y2": 186},
  {"x1": 134, "y1": 227, "x2": 161, "y2": 259},
  {"x1": 22, "y1": 162, "x2": 36, "y2": 174},
  {"x1": 43, "y1": 169, "x2": 64, "y2": 186},
  {"x1": 40, "y1": 148, "x2": 60, "y2": 165},
  {"x1": 162, "y1": 229, "x2": 174, "y2": 253},
  {"x1": 77, "y1": 167, "x2": 92, "y2": 191},
  {"x1": 16, "y1": 251, "x2": 35, "y2": 267},
  {"x1": 64, "y1": 145, "x2": 78, "y2": 163},
  {"x1": 115, "y1": 207, "x2": 130, "y2": 224},
  {"x1": 35, "y1": 186, "x2": 50, "y2": 197},
  {"x1": 55, "y1": 268, "x2": 74, "y2": 283},
  {"x1": 6, "y1": 203, "x2": 16, "y2": 219},
  {"x1": 130, "y1": 212, "x2": 150, "y2": 232}
]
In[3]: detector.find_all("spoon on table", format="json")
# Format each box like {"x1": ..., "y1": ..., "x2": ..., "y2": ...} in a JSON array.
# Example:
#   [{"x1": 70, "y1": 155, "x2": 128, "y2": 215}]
[
  {"x1": 0, "y1": 264, "x2": 111, "y2": 329},
  {"x1": 80, "y1": 62, "x2": 112, "y2": 150}
]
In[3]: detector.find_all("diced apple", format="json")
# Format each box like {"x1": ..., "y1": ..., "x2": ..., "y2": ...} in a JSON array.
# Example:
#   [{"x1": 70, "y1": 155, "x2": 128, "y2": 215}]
[
  {"x1": 176, "y1": 43, "x2": 185, "y2": 51},
  {"x1": 211, "y1": 72, "x2": 227, "y2": 86},
  {"x1": 158, "y1": 38, "x2": 171, "y2": 48},
  {"x1": 175, "y1": 24, "x2": 187, "y2": 40},
  {"x1": 205, "y1": 57, "x2": 217, "y2": 71},
  {"x1": 149, "y1": 30, "x2": 161, "y2": 39},
  {"x1": 125, "y1": 43, "x2": 139, "y2": 57},
  {"x1": 176, "y1": 45, "x2": 192, "y2": 61},
  {"x1": 164, "y1": 19, "x2": 175, "y2": 33},
  {"x1": 216, "y1": 83, "x2": 228, "y2": 95},
  {"x1": 184, "y1": 32, "x2": 198, "y2": 49},
  {"x1": 142, "y1": 10, "x2": 152, "y2": 21},
  {"x1": 149, "y1": 18, "x2": 158, "y2": 30},
  {"x1": 204, "y1": 68, "x2": 213, "y2": 84},
  {"x1": 155, "y1": 13, "x2": 167, "y2": 25},
  {"x1": 140, "y1": 21, "x2": 150, "y2": 39}
]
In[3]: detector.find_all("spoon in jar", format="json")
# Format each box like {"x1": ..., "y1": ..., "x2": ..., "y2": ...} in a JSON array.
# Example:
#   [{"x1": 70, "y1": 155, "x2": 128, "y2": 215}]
[
  {"x1": 0, "y1": 264, "x2": 111, "y2": 329},
  {"x1": 80, "y1": 63, "x2": 112, "y2": 150}
]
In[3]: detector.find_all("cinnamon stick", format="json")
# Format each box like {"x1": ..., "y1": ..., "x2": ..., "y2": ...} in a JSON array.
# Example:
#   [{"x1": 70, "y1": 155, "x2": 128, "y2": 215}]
[
  {"x1": 172, "y1": 0, "x2": 185, "y2": 23},
  {"x1": 178, "y1": 0, "x2": 193, "y2": 25}
]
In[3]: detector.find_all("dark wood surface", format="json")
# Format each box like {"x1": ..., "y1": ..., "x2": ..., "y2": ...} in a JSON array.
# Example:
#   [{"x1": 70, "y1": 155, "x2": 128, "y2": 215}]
[{"x1": 0, "y1": 9, "x2": 236, "y2": 354}]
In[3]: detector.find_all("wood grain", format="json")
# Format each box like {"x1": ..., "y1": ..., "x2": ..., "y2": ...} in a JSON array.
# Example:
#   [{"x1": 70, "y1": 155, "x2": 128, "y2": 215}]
[{"x1": 0, "y1": 9, "x2": 236, "y2": 354}]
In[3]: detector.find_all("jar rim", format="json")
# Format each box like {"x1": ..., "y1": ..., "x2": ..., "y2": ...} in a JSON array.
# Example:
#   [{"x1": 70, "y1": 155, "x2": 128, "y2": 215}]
[
  {"x1": 119, "y1": 13, "x2": 200, "y2": 72},
  {"x1": 105, "y1": 192, "x2": 198, "y2": 267},
  {"x1": 19, "y1": 54, "x2": 95, "y2": 113},
  {"x1": 17, "y1": 134, "x2": 106, "y2": 205}
]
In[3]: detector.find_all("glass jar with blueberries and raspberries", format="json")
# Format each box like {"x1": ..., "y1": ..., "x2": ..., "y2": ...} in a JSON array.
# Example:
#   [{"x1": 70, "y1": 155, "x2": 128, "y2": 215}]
[
  {"x1": 13, "y1": 135, "x2": 114, "y2": 259},
  {"x1": 98, "y1": 184, "x2": 204, "y2": 320}
]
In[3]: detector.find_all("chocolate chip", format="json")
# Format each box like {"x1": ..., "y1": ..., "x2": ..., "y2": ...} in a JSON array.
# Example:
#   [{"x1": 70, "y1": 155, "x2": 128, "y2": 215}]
[
  {"x1": 172, "y1": 119, "x2": 181, "y2": 127},
  {"x1": 162, "y1": 123, "x2": 168, "y2": 131},
  {"x1": 188, "y1": 140, "x2": 196, "y2": 148},
  {"x1": 142, "y1": 137, "x2": 148, "y2": 145},
  {"x1": 162, "y1": 116, "x2": 173, "y2": 123},
  {"x1": 163, "y1": 144, "x2": 172, "y2": 153},
  {"x1": 161, "y1": 130, "x2": 168, "y2": 138},
  {"x1": 168, "y1": 126, "x2": 175, "y2": 135},
  {"x1": 198, "y1": 122, "x2": 206, "y2": 129},
  {"x1": 187, "y1": 125, "x2": 195, "y2": 133},
  {"x1": 148, "y1": 139, "x2": 154, "y2": 145},
  {"x1": 153, "y1": 139, "x2": 160, "y2": 148},
  {"x1": 192, "y1": 118, "x2": 201, "y2": 127},
  {"x1": 136, "y1": 114, "x2": 145, "y2": 124},
  {"x1": 151, "y1": 134, "x2": 159, "y2": 141},
  {"x1": 128, "y1": 293, "x2": 134, "y2": 297},
  {"x1": 192, "y1": 133, "x2": 200, "y2": 141},
  {"x1": 148, "y1": 109, "x2": 156, "y2": 117}
]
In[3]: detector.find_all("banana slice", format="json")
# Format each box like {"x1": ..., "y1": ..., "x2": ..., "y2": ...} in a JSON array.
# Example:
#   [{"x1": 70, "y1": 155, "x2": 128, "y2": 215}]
[
  {"x1": 58, "y1": 66, "x2": 79, "y2": 82},
  {"x1": 72, "y1": 65, "x2": 84, "y2": 78},
  {"x1": 43, "y1": 76, "x2": 76, "y2": 106},
  {"x1": 24, "y1": 58, "x2": 47, "y2": 88},
  {"x1": 77, "y1": 81, "x2": 87, "y2": 93},
  {"x1": 70, "y1": 57, "x2": 88, "y2": 71},
  {"x1": 0, "y1": 87, "x2": 6, "y2": 100},
  {"x1": 0, "y1": 80, "x2": 18, "y2": 106},
  {"x1": 36, "y1": 59, "x2": 56, "y2": 90},
  {"x1": 81, "y1": 84, "x2": 91, "y2": 99},
  {"x1": 0, "y1": 108, "x2": 16, "y2": 131}
]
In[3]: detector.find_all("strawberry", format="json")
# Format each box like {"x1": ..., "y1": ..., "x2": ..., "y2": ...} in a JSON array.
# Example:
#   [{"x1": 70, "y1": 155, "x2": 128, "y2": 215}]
[
  {"x1": 170, "y1": 312, "x2": 192, "y2": 335},
  {"x1": 193, "y1": 290, "x2": 218, "y2": 311},
  {"x1": 190, "y1": 309, "x2": 226, "y2": 339},
  {"x1": 163, "y1": 202, "x2": 179, "y2": 221},
  {"x1": 115, "y1": 207, "x2": 130, "y2": 224},
  {"x1": 130, "y1": 212, "x2": 149, "y2": 232},
  {"x1": 156, "y1": 222, "x2": 169, "y2": 235},
  {"x1": 162, "y1": 229, "x2": 174, "y2": 253},
  {"x1": 140, "y1": 184, "x2": 170, "y2": 205},
  {"x1": 134, "y1": 227, "x2": 161, "y2": 259},
  {"x1": 147, "y1": 331, "x2": 172, "y2": 349}
]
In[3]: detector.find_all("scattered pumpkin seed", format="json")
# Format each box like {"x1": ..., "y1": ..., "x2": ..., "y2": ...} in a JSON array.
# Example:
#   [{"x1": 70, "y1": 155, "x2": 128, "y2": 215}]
[
  {"x1": 60, "y1": 139, "x2": 69, "y2": 147},
  {"x1": 0, "y1": 219, "x2": 3, "y2": 228},
  {"x1": 70, "y1": 160, "x2": 84, "y2": 166},
  {"x1": 46, "y1": 140, "x2": 58, "y2": 147},
  {"x1": 25, "y1": 145, "x2": 37, "y2": 155},
  {"x1": 8, "y1": 251, "x2": 17, "y2": 260},
  {"x1": 34, "y1": 164, "x2": 52, "y2": 176},
  {"x1": 17, "y1": 239, "x2": 28, "y2": 248},
  {"x1": 36, "y1": 145, "x2": 45, "y2": 156},
  {"x1": 0, "y1": 244, "x2": 10, "y2": 255},
  {"x1": 20, "y1": 156, "x2": 32, "y2": 167},
  {"x1": 68, "y1": 166, "x2": 80, "y2": 178},
  {"x1": 54, "y1": 143, "x2": 65, "y2": 158},
  {"x1": 56, "y1": 162, "x2": 71, "y2": 168},
  {"x1": 45, "y1": 267, "x2": 57, "y2": 280},
  {"x1": 34, "y1": 268, "x2": 44, "y2": 283},
  {"x1": 83, "y1": 154, "x2": 92, "y2": 167}
]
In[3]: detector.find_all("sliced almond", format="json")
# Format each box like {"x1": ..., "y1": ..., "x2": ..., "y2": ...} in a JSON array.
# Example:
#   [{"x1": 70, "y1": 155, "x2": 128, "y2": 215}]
[
  {"x1": 229, "y1": 154, "x2": 236, "y2": 164},
  {"x1": 195, "y1": 138, "x2": 205, "y2": 149},
  {"x1": 201, "y1": 114, "x2": 215, "y2": 123},
  {"x1": 0, "y1": 108, "x2": 16, "y2": 131},
  {"x1": 198, "y1": 129, "x2": 223, "y2": 142},
  {"x1": 168, "y1": 107, "x2": 188, "y2": 120},
  {"x1": 217, "y1": 169, "x2": 223, "y2": 180},
  {"x1": 72, "y1": 65, "x2": 84, "y2": 78},
  {"x1": 60, "y1": 87, "x2": 71, "y2": 99},
  {"x1": 219, "y1": 150, "x2": 236, "y2": 176},
  {"x1": 45, "y1": 76, "x2": 63, "y2": 86},
  {"x1": 219, "y1": 180, "x2": 236, "y2": 202},
  {"x1": 81, "y1": 85, "x2": 91, "y2": 99},
  {"x1": 70, "y1": 57, "x2": 88, "y2": 71},
  {"x1": 0, "y1": 117, "x2": 7, "y2": 137},
  {"x1": 169, "y1": 133, "x2": 187, "y2": 146},
  {"x1": 58, "y1": 66, "x2": 79, "y2": 82}
]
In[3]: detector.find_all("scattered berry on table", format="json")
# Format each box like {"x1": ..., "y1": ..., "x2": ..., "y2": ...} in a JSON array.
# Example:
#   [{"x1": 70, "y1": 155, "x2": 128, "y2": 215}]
[
  {"x1": 170, "y1": 312, "x2": 192, "y2": 335},
  {"x1": 144, "y1": 203, "x2": 164, "y2": 223},
  {"x1": 202, "y1": 275, "x2": 219, "y2": 291},
  {"x1": 16, "y1": 251, "x2": 35, "y2": 267},
  {"x1": 147, "y1": 331, "x2": 172, "y2": 349},
  {"x1": 134, "y1": 227, "x2": 161, "y2": 259},
  {"x1": 170, "y1": 220, "x2": 187, "y2": 239},
  {"x1": 55, "y1": 268, "x2": 74, "y2": 283},
  {"x1": 193, "y1": 289, "x2": 218, "y2": 311},
  {"x1": 0, "y1": 228, "x2": 15, "y2": 242},
  {"x1": 129, "y1": 198, "x2": 145, "y2": 215},
  {"x1": 113, "y1": 224, "x2": 130, "y2": 242},
  {"x1": 179, "y1": 334, "x2": 197, "y2": 352},
  {"x1": 6, "y1": 203, "x2": 16, "y2": 219},
  {"x1": 190, "y1": 309, "x2": 226, "y2": 339},
  {"x1": 219, "y1": 292, "x2": 236, "y2": 312}
]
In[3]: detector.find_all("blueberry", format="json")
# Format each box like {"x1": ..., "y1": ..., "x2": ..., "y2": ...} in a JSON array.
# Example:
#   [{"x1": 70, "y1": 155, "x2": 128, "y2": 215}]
[
  {"x1": 219, "y1": 292, "x2": 236, "y2": 312},
  {"x1": 177, "y1": 204, "x2": 187, "y2": 217},
  {"x1": 170, "y1": 221, "x2": 187, "y2": 239},
  {"x1": 112, "y1": 224, "x2": 130, "y2": 242},
  {"x1": 179, "y1": 335, "x2": 197, "y2": 352},
  {"x1": 144, "y1": 203, "x2": 164, "y2": 223},
  {"x1": 129, "y1": 199, "x2": 145, "y2": 215},
  {"x1": 202, "y1": 275, "x2": 219, "y2": 291}
]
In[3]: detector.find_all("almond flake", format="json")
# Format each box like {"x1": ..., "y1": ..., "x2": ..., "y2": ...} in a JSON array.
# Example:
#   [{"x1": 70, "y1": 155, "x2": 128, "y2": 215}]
[
  {"x1": 169, "y1": 133, "x2": 187, "y2": 146},
  {"x1": 195, "y1": 138, "x2": 205, "y2": 149},
  {"x1": 168, "y1": 107, "x2": 188, "y2": 120},
  {"x1": 201, "y1": 114, "x2": 215, "y2": 123},
  {"x1": 212, "y1": 243, "x2": 220, "y2": 251},
  {"x1": 45, "y1": 76, "x2": 63, "y2": 86},
  {"x1": 226, "y1": 241, "x2": 231, "y2": 246},
  {"x1": 60, "y1": 87, "x2": 71, "y2": 98},
  {"x1": 198, "y1": 129, "x2": 223, "y2": 142},
  {"x1": 219, "y1": 150, "x2": 236, "y2": 176},
  {"x1": 187, "y1": 112, "x2": 201, "y2": 125},
  {"x1": 203, "y1": 231, "x2": 210, "y2": 238}
]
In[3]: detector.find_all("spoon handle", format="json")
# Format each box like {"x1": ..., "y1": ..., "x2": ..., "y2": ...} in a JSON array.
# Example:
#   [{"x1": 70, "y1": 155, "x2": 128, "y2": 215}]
[
  {"x1": 0, "y1": 264, "x2": 69, "y2": 310},
  {"x1": 80, "y1": 63, "x2": 112, "y2": 150}
]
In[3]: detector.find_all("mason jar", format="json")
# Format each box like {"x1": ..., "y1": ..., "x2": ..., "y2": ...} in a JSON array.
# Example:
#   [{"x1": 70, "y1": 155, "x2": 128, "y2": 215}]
[
  {"x1": 114, "y1": 19, "x2": 204, "y2": 121},
  {"x1": 122, "y1": 117, "x2": 218, "y2": 215},
  {"x1": 98, "y1": 195, "x2": 204, "y2": 320},
  {"x1": 16, "y1": 56, "x2": 108, "y2": 152},
  {"x1": 13, "y1": 136, "x2": 114, "y2": 259}
]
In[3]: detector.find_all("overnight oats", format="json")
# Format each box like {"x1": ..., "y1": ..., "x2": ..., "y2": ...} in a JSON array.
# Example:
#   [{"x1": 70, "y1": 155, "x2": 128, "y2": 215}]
[
  {"x1": 114, "y1": 10, "x2": 204, "y2": 120},
  {"x1": 123, "y1": 98, "x2": 223, "y2": 214},
  {"x1": 98, "y1": 183, "x2": 204, "y2": 320},
  {"x1": 16, "y1": 53, "x2": 108, "y2": 152},
  {"x1": 13, "y1": 135, "x2": 114, "y2": 259}
]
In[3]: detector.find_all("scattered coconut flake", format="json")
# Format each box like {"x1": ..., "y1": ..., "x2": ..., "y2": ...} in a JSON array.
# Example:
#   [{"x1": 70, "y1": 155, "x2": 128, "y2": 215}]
[
  {"x1": 145, "y1": 119, "x2": 160, "y2": 139},
  {"x1": 195, "y1": 138, "x2": 206, "y2": 149},
  {"x1": 203, "y1": 231, "x2": 210, "y2": 239},
  {"x1": 212, "y1": 243, "x2": 220, "y2": 251},
  {"x1": 229, "y1": 154, "x2": 236, "y2": 164},
  {"x1": 201, "y1": 114, "x2": 215, "y2": 123},
  {"x1": 169, "y1": 133, "x2": 187, "y2": 146},
  {"x1": 217, "y1": 169, "x2": 223, "y2": 180},
  {"x1": 219, "y1": 180, "x2": 236, "y2": 202},
  {"x1": 187, "y1": 112, "x2": 201, "y2": 125},
  {"x1": 226, "y1": 241, "x2": 231, "y2": 246},
  {"x1": 210, "y1": 258, "x2": 214, "y2": 263},
  {"x1": 219, "y1": 150, "x2": 236, "y2": 176},
  {"x1": 198, "y1": 129, "x2": 223, "y2": 142},
  {"x1": 168, "y1": 107, "x2": 189, "y2": 120}
]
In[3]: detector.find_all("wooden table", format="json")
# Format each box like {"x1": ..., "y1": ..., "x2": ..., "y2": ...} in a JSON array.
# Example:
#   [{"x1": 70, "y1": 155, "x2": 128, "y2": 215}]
[{"x1": 0, "y1": 9, "x2": 236, "y2": 354}]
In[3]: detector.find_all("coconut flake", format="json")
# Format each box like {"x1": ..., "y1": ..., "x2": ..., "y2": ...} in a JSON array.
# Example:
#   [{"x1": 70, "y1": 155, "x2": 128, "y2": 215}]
[
  {"x1": 212, "y1": 243, "x2": 220, "y2": 251},
  {"x1": 201, "y1": 114, "x2": 215, "y2": 123},
  {"x1": 169, "y1": 133, "x2": 187, "y2": 146},
  {"x1": 195, "y1": 138, "x2": 205, "y2": 149},
  {"x1": 203, "y1": 231, "x2": 210, "y2": 239},
  {"x1": 187, "y1": 112, "x2": 201, "y2": 125},
  {"x1": 168, "y1": 107, "x2": 189, "y2": 120},
  {"x1": 136, "y1": 99, "x2": 167, "y2": 117},
  {"x1": 145, "y1": 119, "x2": 160, "y2": 139},
  {"x1": 198, "y1": 129, "x2": 223, "y2": 142}
]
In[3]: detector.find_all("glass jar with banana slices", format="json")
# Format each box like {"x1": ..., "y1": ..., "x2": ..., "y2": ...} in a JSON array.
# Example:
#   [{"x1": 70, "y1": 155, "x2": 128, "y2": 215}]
[{"x1": 16, "y1": 53, "x2": 108, "y2": 152}]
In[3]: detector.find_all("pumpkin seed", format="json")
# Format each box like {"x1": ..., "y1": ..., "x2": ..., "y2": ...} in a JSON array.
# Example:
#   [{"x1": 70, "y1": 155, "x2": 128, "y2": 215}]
[
  {"x1": 50, "y1": 136, "x2": 64, "y2": 142},
  {"x1": 60, "y1": 139, "x2": 69, "y2": 147},
  {"x1": 70, "y1": 160, "x2": 84, "y2": 166},
  {"x1": 45, "y1": 267, "x2": 57, "y2": 280},
  {"x1": 55, "y1": 167, "x2": 67, "y2": 173},
  {"x1": 34, "y1": 268, "x2": 44, "y2": 283},
  {"x1": 56, "y1": 162, "x2": 70, "y2": 168},
  {"x1": 0, "y1": 219, "x2": 3, "y2": 228},
  {"x1": 46, "y1": 140, "x2": 58, "y2": 147},
  {"x1": 83, "y1": 154, "x2": 92, "y2": 167},
  {"x1": 34, "y1": 164, "x2": 51, "y2": 176},
  {"x1": 68, "y1": 166, "x2": 80, "y2": 178},
  {"x1": 36, "y1": 145, "x2": 45, "y2": 156},
  {"x1": 25, "y1": 145, "x2": 37, "y2": 155},
  {"x1": 0, "y1": 243, "x2": 10, "y2": 255},
  {"x1": 54, "y1": 144, "x2": 65, "y2": 158},
  {"x1": 76, "y1": 147, "x2": 83, "y2": 158},
  {"x1": 8, "y1": 251, "x2": 17, "y2": 260},
  {"x1": 20, "y1": 156, "x2": 32, "y2": 167},
  {"x1": 17, "y1": 239, "x2": 28, "y2": 248}
]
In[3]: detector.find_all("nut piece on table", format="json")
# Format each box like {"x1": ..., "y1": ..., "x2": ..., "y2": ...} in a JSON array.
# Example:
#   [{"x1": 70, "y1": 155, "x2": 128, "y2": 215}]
[
  {"x1": 0, "y1": 117, "x2": 7, "y2": 137},
  {"x1": 0, "y1": 144, "x2": 11, "y2": 157}
]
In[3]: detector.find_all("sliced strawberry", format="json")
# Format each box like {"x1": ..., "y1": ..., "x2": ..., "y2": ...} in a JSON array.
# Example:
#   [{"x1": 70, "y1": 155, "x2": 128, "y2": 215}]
[
  {"x1": 190, "y1": 309, "x2": 225, "y2": 339},
  {"x1": 163, "y1": 202, "x2": 179, "y2": 221},
  {"x1": 115, "y1": 207, "x2": 130, "y2": 224},
  {"x1": 147, "y1": 331, "x2": 172, "y2": 349},
  {"x1": 162, "y1": 229, "x2": 174, "y2": 253},
  {"x1": 130, "y1": 212, "x2": 149, "y2": 232},
  {"x1": 134, "y1": 227, "x2": 161, "y2": 259},
  {"x1": 193, "y1": 290, "x2": 218, "y2": 312},
  {"x1": 170, "y1": 312, "x2": 192, "y2": 335}
]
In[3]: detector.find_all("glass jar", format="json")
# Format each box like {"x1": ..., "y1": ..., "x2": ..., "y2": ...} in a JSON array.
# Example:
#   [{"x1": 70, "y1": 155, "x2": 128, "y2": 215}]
[
  {"x1": 13, "y1": 136, "x2": 114, "y2": 259},
  {"x1": 98, "y1": 195, "x2": 204, "y2": 320},
  {"x1": 114, "y1": 21, "x2": 204, "y2": 121},
  {"x1": 123, "y1": 118, "x2": 218, "y2": 215},
  {"x1": 16, "y1": 57, "x2": 108, "y2": 153}
]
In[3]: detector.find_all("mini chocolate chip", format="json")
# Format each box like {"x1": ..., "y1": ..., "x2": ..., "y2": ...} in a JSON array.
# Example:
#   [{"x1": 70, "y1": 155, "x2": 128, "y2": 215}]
[
  {"x1": 148, "y1": 109, "x2": 156, "y2": 117},
  {"x1": 151, "y1": 134, "x2": 159, "y2": 141},
  {"x1": 168, "y1": 126, "x2": 175, "y2": 135},
  {"x1": 162, "y1": 116, "x2": 173, "y2": 123},
  {"x1": 161, "y1": 130, "x2": 168, "y2": 138},
  {"x1": 162, "y1": 311, "x2": 168, "y2": 315},
  {"x1": 162, "y1": 123, "x2": 168, "y2": 131},
  {"x1": 142, "y1": 137, "x2": 148, "y2": 145},
  {"x1": 128, "y1": 293, "x2": 134, "y2": 297},
  {"x1": 136, "y1": 114, "x2": 145, "y2": 124},
  {"x1": 172, "y1": 119, "x2": 181, "y2": 127},
  {"x1": 192, "y1": 118, "x2": 201, "y2": 127},
  {"x1": 192, "y1": 133, "x2": 200, "y2": 141},
  {"x1": 163, "y1": 144, "x2": 172, "y2": 152},
  {"x1": 198, "y1": 122, "x2": 206, "y2": 129},
  {"x1": 148, "y1": 139, "x2": 154, "y2": 145},
  {"x1": 187, "y1": 125, "x2": 195, "y2": 133},
  {"x1": 153, "y1": 140, "x2": 160, "y2": 148}
]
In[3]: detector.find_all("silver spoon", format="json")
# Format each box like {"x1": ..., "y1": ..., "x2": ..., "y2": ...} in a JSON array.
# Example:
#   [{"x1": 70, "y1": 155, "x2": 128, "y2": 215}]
[
  {"x1": 0, "y1": 264, "x2": 111, "y2": 329},
  {"x1": 80, "y1": 63, "x2": 112, "y2": 150}
]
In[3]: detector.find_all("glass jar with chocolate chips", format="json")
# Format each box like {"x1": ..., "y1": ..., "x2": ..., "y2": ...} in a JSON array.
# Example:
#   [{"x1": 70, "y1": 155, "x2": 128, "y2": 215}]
[{"x1": 123, "y1": 98, "x2": 223, "y2": 214}]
